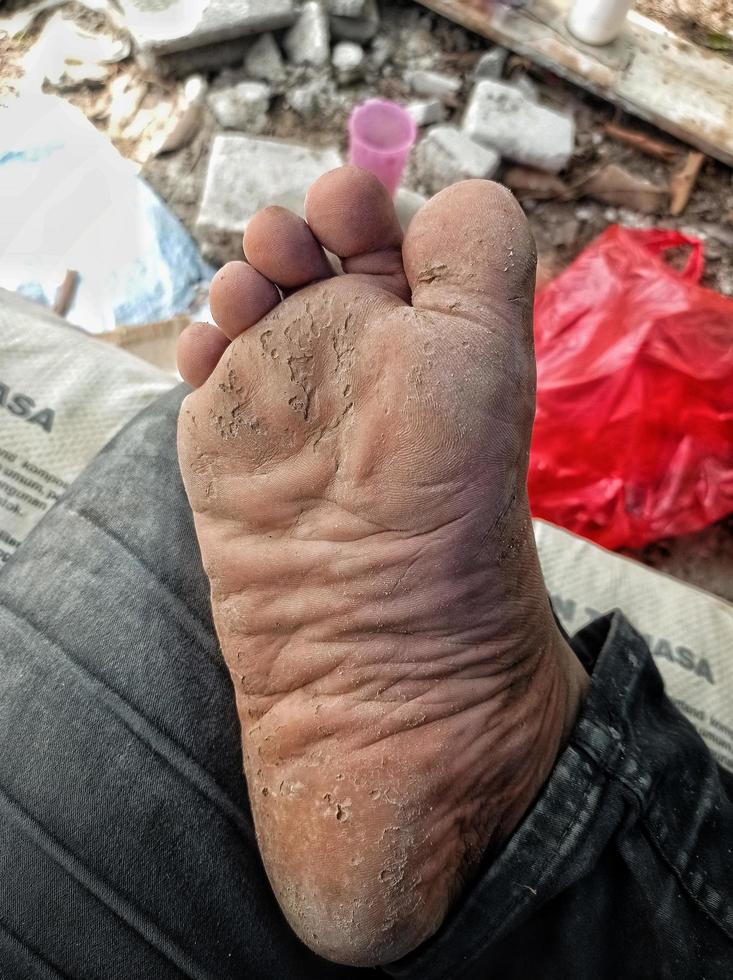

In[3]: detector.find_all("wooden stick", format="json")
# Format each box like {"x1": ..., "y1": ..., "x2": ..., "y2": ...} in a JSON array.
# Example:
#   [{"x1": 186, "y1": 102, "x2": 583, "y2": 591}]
[
  {"x1": 603, "y1": 122, "x2": 680, "y2": 162},
  {"x1": 53, "y1": 270, "x2": 79, "y2": 318},
  {"x1": 669, "y1": 151, "x2": 706, "y2": 216}
]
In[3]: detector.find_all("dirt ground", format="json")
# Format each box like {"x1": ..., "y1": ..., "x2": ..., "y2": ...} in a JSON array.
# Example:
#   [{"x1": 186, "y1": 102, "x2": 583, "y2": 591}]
[{"x1": 3, "y1": 0, "x2": 732, "y2": 601}]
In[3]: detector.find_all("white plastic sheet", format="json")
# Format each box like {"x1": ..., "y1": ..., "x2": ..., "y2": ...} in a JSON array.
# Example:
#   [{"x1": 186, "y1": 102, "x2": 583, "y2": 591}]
[{"x1": 0, "y1": 92, "x2": 211, "y2": 332}]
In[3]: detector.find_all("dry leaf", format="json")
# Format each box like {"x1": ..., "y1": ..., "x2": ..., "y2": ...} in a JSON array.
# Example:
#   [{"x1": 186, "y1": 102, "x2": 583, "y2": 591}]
[{"x1": 578, "y1": 164, "x2": 668, "y2": 214}]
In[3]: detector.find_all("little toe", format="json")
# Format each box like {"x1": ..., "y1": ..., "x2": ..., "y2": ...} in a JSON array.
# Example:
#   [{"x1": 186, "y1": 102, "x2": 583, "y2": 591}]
[
  {"x1": 177, "y1": 321, "x2": 229, "y2": 388},
  {"x1": 244, "y1": 207, "x2": 333, "y2": 290},
  {"x1": 304, "y1": 165, "x2": 409, "y2": 299},
  {"x1": 403, "y1": 179, "x2": 537, "y2": 334},
  {"x1": 210, "y1": 261, "x2": 281, "y2": 341}
]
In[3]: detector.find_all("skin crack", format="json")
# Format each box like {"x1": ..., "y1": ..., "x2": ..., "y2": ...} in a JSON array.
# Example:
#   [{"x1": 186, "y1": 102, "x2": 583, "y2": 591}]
[
  {"x1": 311, "y1": 400, "x2": 354, "y2": 451},
  {"x1": 416, "y1": 263, "x2": 448, "y2": 285}
]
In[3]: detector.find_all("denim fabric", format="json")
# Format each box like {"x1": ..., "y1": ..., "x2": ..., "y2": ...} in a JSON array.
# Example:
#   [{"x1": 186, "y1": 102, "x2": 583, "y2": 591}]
[
  {"x1": 0, "y1": 386, "x2": 361, "y2": 980},
  {"x1": 0, "y1": 384, "x2": 731, "y2": 979},
  {"x1": 391, "y1": 612, "x2": 733, "y2": 979}
]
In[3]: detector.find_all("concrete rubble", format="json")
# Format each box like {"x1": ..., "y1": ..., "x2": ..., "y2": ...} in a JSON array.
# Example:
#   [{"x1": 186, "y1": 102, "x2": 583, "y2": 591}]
[
  {"x1": 131, "y1": 0, "x2": 585, "y2": 264},
  {"x1": 196, "y1": 135, "x2": 341, "y2": 261},
  {"x1": 416, "y1": 125, "x2": 501, "y2": 196},
  {"x1": 332, "y1": 41, "x2": 366, "y2": 83},
  {"x1": 326, "y1": 0, "x2": 370, "y2": 15},
  {"x1": 407, "y1": 99, "x2": 447, "y2": 128},
  {"x1": 284, "y1": 1, "x2": 331, "y2": 66},
  {"x1": 330, "y1": 0, "x2": 380, "y2": 42},
  {"x1": 119, "y1": 0, "x2": 298, "y2": 57},
  {"x1": 287, "y1": 77, "x2": 341, "y2": 119},
  {"x1": 104, "y1": 0, "x2": 591, "y2": 263},
  {"x1": 139, "y1": 38, "x2": 255, "y2": 78},
  {"x1": 407, "y1": 69, "x2": 461, "y2": 100},
  {"x1": 473, "y1": 47, "x2": 508, "y2": 81},
  {"x1": 464, "y1": 78, "x2": 575, "y2": 173},
  {"x1": 208, "y1": 80, "x2": 271, "y2": 132},
  {"x1": 244, "y1": 32, "x2": 286, "y2": 84}
]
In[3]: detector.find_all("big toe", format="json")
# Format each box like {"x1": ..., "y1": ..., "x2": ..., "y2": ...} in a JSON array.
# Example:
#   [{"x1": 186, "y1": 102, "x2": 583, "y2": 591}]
[{"x1": 404, "y1": 180, "x2": 537, "y2": 336}]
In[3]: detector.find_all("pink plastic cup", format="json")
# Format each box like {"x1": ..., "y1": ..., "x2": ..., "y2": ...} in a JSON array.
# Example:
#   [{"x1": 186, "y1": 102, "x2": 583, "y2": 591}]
[{"x1": 348, "y1": 99, "x2": 417, "y2": 196}]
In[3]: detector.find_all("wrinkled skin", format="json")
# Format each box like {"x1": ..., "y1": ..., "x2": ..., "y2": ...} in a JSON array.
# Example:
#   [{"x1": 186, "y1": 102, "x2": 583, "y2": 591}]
[{"x1": 177, "y1": 167, "x2": 589, "y2": 966}]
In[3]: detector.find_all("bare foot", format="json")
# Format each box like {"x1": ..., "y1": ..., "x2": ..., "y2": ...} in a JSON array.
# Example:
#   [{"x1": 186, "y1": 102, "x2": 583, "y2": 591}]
[{"x1": 177, "y1": 167, "x2": 588, "y2": 966}]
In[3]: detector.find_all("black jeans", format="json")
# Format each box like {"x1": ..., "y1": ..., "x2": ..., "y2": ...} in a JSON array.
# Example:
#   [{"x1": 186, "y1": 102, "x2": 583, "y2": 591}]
[{"x1": 1, "y1": 386, "x2": 731, "y2": 979}]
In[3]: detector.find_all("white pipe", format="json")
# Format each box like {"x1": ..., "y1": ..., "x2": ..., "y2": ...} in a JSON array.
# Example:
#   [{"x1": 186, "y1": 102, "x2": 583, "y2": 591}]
[{"x1": 567, "y1": 0, "x2": 634, "y2": 46}]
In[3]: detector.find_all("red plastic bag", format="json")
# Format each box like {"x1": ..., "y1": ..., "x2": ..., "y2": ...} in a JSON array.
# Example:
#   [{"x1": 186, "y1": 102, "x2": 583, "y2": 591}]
[{"x1": 529, "y1": 227, "x2": 733, "y2": 550}]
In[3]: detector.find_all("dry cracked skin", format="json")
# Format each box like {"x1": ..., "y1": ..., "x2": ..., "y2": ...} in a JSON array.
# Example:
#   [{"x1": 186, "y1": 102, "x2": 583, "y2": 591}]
[{"x1": 176, "y1": 166, "x2": 589, "y2": 966}]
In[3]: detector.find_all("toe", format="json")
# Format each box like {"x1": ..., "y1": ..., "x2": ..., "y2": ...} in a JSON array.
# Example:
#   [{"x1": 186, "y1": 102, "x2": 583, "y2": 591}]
[
  {"x1": 210, "y1": 261, "x2": 281, "y2": 340},
  {"x1": 304, "y1": 165, "x2": 409, "y2": 300},
  {"x1": 403, "y1": 180, "x2": 537, "y2": 334},
  {"x1": 177, "y1": 321, "x2": 230, "y2": 388},
  {"x1": 244, "y1": 206, "x2": 333, "y2": 290}
]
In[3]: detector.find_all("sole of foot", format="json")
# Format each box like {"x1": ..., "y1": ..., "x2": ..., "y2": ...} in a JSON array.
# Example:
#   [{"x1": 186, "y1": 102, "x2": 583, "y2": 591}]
[{"x1": 177, "y1": 166, "x2": 589, "y2": 966}]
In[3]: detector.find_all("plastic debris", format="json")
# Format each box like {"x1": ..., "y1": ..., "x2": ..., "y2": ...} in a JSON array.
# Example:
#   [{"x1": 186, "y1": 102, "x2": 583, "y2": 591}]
[
  {"x1": 530, "y1": 227, "x2": 733, "y2": 550},
  {"x1": 0, "y1": 92, "x2": 211, "y2": 332}
]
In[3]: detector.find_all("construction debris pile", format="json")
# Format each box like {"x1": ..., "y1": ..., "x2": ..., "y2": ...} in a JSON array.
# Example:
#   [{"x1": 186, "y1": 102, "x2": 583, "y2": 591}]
[{"x1": 3, "y1": 0, "x2": 732, "y2": 293}]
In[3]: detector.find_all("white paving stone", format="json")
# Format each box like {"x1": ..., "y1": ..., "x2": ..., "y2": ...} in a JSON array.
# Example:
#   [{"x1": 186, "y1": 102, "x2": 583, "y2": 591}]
[
  {"x1": 119, "y1": 0, "x2": 297, "y2": 56},
  {"x1": 463, "y1": 79, "x2": 575, "y2": 173},
  {"x1": 244, "y1": 32, "x2": 285, "y2": 84},
  {"x1": 284, "y1": 1, "x2": 330, "y2": 66},
  {"x1": 208, "y1": 81, "x2": 271, "y2": 132},
  {"x1": 416, "y1": 125, "x2": 500, "y2": 196},
  {"x1": 197, "y1": 135, "x2": 341, "y2": 238}
]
